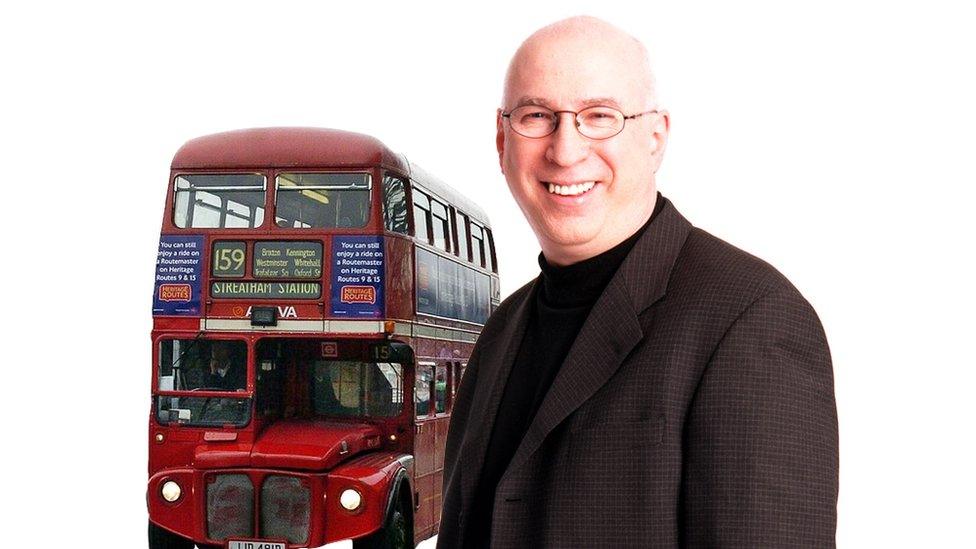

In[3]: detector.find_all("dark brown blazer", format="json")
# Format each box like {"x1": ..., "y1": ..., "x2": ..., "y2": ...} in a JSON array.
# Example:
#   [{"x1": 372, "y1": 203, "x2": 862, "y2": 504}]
[{"x1": 437, "y1": 196, "x2": 838, "y2": 548}]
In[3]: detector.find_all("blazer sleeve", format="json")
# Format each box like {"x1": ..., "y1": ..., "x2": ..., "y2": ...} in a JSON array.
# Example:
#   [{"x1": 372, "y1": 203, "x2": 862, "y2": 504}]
[{"x1": 680, "y1": 287, "x2": 839, "y2": 548}]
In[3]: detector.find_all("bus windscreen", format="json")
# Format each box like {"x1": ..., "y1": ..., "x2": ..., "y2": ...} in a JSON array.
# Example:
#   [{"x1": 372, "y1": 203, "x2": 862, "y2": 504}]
[{"x1": 155, "y1": 338, "x2": 250, "y2": 427}]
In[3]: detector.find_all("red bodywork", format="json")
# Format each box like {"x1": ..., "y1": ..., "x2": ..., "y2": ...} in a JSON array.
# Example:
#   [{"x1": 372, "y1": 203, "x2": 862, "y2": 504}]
[{"x1": 148, "y1": 128, "x2": 498, "y2": 547}]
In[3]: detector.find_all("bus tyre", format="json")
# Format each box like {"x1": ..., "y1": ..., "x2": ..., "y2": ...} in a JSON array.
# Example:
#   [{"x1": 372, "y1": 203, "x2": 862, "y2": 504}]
[
  {"x1": 354, "y1": 491, "x2": 412, "y2": 549},
  {"x1": 148, "y1": 521, "x2": 194, "y2": 549}
]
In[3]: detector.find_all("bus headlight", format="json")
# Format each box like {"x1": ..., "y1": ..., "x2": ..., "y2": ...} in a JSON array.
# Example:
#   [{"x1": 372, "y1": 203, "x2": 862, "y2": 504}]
[
  {"x1": 161, "y1": 480, "x2": 182, "y2": 503},
  {"x1": 339, "y1": 488, "x2": 362, "y2": 511}
]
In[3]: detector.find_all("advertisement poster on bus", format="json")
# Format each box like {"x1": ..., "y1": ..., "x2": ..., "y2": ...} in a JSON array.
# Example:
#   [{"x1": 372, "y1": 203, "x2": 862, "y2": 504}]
[
  {"x1": 331, "y1": 235, "x2": 385, "y2": 317},
  {"x1": 152, "y1": 235, "x2": 204, "y2": 316}
]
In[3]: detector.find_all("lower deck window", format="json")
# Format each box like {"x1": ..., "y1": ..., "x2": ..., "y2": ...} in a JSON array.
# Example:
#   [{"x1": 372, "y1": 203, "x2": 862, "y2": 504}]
[{"x1": 312, "y1": 361, "x2": 403, "y2": 417}]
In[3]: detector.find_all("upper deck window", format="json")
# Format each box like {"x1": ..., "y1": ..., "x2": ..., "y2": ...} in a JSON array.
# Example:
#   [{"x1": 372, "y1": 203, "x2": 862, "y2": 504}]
[
  {"x1": 470, "y1": 222, "x2": 486, "y2": 268},
  {"x1": 412, "y1": 189, "x2": 432, "y2": 244},
  {"x1": 485, "y1": 227, "x2": 497, "y2": 273},
  {"x1": 173, "y1": 174, "x2": 266, "y2": 229},
  {"x1": 454, "y1": 210, "x2": 470, "y2": 261},
  {"x1": 382, "y1": 175, "x2": 409, "y2": 234},
  {"x1": 275, "y1": 173, "x2": 370, "y2": 229},
  {"x1": 430, "y1": 199, "x2": 451, "y2": 252}
]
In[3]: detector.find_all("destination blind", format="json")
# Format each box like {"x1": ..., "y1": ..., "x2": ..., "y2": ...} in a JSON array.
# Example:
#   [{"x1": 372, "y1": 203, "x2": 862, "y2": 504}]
[
  {"x1": 211, "y1": 281, "x2": 321, "y2": 299},
  {"x1": 252, "y1": 241, "x2": 323, "y2": 278}
]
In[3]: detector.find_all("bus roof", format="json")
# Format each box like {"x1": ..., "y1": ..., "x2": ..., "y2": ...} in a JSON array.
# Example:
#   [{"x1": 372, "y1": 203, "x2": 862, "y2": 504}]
[
  {"x1": 172, "y1": 127, "x2": 491, "y2": 227},
  {"x1": 171, "y1": 127, "x2": 410, "y2": 172}
]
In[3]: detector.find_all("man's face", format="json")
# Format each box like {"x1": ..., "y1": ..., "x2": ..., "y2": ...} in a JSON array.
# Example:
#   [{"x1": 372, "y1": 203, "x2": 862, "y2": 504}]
[
  {"x1": 497, "y1": 35, "x2": 668, "y2": 264},
  {"x1": 212, "y1": 345, "x2": 230, "y2": 365}
]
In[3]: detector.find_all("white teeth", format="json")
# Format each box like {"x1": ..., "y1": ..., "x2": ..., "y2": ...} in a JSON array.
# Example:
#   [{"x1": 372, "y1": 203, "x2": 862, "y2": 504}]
[{"x1": 546, "y1": 181, "x2": 596, "y2": 196}]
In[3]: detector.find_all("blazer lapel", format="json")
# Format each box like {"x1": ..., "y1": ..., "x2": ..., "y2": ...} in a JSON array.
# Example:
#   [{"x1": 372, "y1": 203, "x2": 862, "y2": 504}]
[
  {"x1": 504, "y1": 198, "x2": 692, "y2": 476},
  {"x1": 457, "y1": 280, "x2": 536, "y2": 512}
]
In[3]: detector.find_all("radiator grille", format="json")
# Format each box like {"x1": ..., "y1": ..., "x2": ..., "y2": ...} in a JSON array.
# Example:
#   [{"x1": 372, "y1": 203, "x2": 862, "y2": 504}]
[
  {"x1": 206, "y1": 474, "x2": 254, "y2": 541},
  {"x1": 260, "y1": 475, "x2": 311, "y2": 544}
]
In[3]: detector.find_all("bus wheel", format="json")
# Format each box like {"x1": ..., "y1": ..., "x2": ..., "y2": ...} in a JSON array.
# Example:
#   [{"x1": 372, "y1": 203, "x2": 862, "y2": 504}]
[
  {"x1": 148, "y1": 521, "x2": 194, "y2": 549},
  {"x1": 353, "y1": 490, "x2": 412, "y2": 549}
]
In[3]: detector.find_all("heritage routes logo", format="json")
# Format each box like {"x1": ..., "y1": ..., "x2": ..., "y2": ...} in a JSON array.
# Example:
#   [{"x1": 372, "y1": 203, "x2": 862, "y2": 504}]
[
  {"x1": 340, "y1": 285, "x2": 377, "y2": 304},
  {"x1": 158, "y1": 284, "x2": 192, "y2": 302}
]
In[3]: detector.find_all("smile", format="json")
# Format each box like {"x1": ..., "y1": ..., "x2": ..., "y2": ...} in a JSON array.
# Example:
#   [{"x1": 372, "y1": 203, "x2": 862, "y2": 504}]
[{"x1": 545, "y1": 181, "x2": 596, "y2": 196}]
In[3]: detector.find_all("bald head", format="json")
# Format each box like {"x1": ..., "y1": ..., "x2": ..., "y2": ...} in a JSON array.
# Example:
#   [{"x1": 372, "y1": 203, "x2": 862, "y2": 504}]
[
  {"x1": 495, "y1": 15, "x2": 670, "y2": 266},
  {"x1": 503, "y1": 16, "x2": 657, "y2": 111}
]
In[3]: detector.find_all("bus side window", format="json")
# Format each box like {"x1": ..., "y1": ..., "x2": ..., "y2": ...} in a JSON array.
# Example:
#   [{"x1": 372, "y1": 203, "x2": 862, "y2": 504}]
[
  {"x1": 415, "y1": 364, "x2": 434, "y2": 418},
  {"x1": 383, "y1": 174, "x2": 409, "y2": 234},
  {"x1": 412, "y1": 188, "x2": 432, "y2": 244},
  {"x1": 485, "y1": 227, "x2": 497, "y2": 273},
  {"x1": 470, "y1": 223, "x2": 486, "y2": 268},
  {"x1": 455, "y1": 210, "x2": 470, "y2": 262},
  {"x1": 431, "y1": 199, "x2": 451, "y2": 253},
  {"x1": 449, "y1": 361, "x2": 463, "y2": 411},
  {"x1": 435, "y1": 364, "x2": 448, "y2": 414}
]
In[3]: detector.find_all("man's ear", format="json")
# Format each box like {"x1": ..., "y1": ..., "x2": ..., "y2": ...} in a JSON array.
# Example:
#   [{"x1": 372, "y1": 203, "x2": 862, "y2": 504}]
[
  {"x1": 650, "y1": 110, "x2": 670, "y2": 154},
  {"x1": 650, "y1": 110, "x2": 670, "y2": 171},
  {"x1": 496, "y1": 108, "x2": 506, "y2": 174}
]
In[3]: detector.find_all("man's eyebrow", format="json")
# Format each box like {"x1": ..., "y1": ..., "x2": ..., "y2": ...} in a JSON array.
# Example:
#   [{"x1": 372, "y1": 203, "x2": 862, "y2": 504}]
[
  {"x1": 511, "y1": 96, "x2": 624, "y2": 110},
  {"x1": 579, "y1": 97, "x2": 623, "y2": 110},
  {"x1": 513, "y1": 96, "x2": 553, "y2": 108}
]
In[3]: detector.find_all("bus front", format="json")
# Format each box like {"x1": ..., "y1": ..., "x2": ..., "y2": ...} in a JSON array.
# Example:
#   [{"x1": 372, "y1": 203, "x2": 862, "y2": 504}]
[{"x1": 148, "y1": 129, "x2": 418, "y2": 549}]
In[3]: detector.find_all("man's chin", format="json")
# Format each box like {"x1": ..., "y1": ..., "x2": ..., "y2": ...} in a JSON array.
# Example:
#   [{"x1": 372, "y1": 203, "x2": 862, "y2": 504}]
[{"x1": 537, "y1": 228, "x2": 605, "y2": 258}]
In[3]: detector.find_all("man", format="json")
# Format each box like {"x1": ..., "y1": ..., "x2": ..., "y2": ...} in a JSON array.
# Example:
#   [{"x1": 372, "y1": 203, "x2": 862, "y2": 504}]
[
  {"x1": 203, "y1": 342, "x2": 245, "y2": 391},
  {"x1": 438, "y1": 15, "x2": 838, "y2": 549}
]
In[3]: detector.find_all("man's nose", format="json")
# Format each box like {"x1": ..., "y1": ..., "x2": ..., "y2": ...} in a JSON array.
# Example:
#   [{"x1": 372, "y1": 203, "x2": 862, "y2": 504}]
[{"x1": 545, "y1": 113, "x2": 590, "y2": 167}]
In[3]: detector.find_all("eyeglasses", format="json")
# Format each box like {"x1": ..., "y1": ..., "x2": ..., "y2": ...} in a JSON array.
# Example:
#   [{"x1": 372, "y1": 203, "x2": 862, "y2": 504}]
[{"x1": 501, "y1": 105, "x2": 658, "y2": 140}]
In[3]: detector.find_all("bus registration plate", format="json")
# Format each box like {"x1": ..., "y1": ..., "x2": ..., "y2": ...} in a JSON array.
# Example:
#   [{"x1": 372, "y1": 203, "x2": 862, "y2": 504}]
[{"x1": 227, "y1": 541, "x2": 285, "y2": 549}]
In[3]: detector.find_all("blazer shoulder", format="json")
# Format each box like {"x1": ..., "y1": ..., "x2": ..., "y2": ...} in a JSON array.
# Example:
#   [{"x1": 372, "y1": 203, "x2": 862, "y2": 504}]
[{"x1": 669, "y1": 226, "x2": 808, "y2": 312}]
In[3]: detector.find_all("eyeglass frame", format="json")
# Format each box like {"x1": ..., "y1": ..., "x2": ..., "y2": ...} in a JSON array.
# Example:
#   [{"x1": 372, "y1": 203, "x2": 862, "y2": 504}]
[{"x1": 500, "y1": 105, "x2": 659, "y2": 140}]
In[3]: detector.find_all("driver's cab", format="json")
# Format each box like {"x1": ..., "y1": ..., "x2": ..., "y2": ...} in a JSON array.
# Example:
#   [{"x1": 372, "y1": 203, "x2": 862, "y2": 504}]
[{"x1": 156, "y1": 338, "x2": 250, "y2": 427}]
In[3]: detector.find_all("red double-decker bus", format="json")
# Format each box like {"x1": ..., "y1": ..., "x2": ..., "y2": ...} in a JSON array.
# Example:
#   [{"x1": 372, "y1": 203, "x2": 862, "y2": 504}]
[{"x1": 148, "y1": 128, "x2": 499, "y2": 549}]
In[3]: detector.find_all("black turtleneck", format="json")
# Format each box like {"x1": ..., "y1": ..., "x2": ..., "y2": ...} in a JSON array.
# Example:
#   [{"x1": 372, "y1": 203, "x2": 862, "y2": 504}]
[{"x1": 466, "y1": 193, "x2": 665, "y2": 547}]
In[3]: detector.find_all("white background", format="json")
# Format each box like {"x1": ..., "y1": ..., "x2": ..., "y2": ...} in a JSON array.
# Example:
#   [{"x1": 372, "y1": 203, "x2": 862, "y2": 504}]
[{"x1": 3, "y1": 1, "x2": 974, "y2": 547}]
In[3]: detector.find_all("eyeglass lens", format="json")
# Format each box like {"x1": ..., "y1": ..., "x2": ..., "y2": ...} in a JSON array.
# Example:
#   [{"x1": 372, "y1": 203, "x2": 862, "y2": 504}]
[{"x1": 508, "y1": 105, "x2": 625, "y2": 138}]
